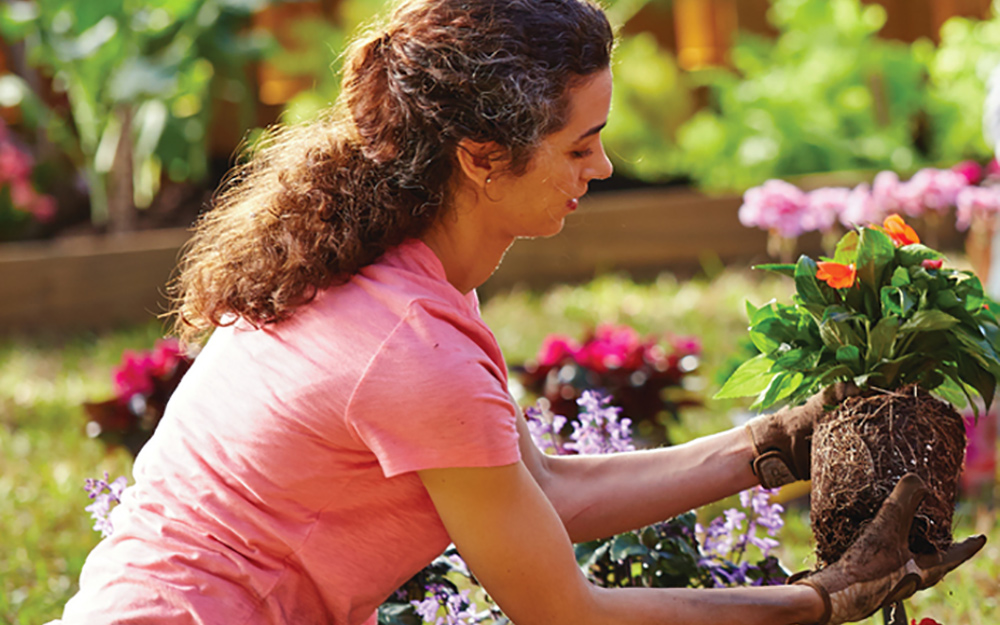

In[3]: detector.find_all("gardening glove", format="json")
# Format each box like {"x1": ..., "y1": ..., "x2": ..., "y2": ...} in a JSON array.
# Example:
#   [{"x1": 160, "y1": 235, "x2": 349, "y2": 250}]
[
  {"x1": 790, "y1": 473, "x2": 987, "y2": 625},
  {"x1": 745, "y1": 382, "x2": 857, "y2": 488}
]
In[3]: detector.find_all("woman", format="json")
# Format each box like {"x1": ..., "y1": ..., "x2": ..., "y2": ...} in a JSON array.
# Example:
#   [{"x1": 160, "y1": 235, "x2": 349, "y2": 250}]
[{"x1": 54, "y1": 1, "x2": 982, "y2": 624}]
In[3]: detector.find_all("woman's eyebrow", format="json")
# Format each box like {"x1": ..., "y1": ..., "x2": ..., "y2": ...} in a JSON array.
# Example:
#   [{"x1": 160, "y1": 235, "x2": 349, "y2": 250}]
[{"x1": 576, "y1": 121, "x2": 607, "y2": 142}]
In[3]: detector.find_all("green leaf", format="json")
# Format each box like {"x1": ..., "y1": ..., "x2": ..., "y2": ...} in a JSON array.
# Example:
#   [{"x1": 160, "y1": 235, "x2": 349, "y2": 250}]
[
  {"x1": 753, "y1": 263, "x2": 796, "y2": 278},
  {"x1": 836, "y1": 344, "x2": 861, "y2": 368},
  {"x1": 756, "y1": 371, "x2": 805, "y2": 410},
  {"x1": 880, "y1": 286, "x2": 915, "y2": 317},
  {"x1": 866, "y1": 316, "x2": 899, "y2": 365},
  {"x1": 774, "y1": 347, "x2": 822, "y2": 371},
  {"x1": 896, "y1": 244, "x2": 943, "y2": 267},
  {"x1": 855, "y1": 227, "x2": 895, "y2": 291},
  {"x1": 610, "y1": 532, "x2": 648, "y2": 561},
  {"x1": 957, "y1": 354, "x2": 996, "y2": 411},
  {"x1": 714, "y1": 354, "x2": 776, "y2": 399},
  {"x1": 818, "y1": 307, "x2": 861, "y2": 349},
  {"x1": 890, "y1": 266, "x2": 910, "y2": 287},
  {"x1": 794, "y1": 256, "x2": 829, "y2": 307},
  {"x1": 899, "y1": 310, "x2": 959, "y2": 333},
  {"x1": 833, "y1": 230, "x2": 859, "y2": 265}
]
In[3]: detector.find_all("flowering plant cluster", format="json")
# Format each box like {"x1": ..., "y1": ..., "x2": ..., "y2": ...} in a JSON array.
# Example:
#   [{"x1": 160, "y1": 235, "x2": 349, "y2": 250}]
[
  {"x1": 717, "y1": 214, "x2": 1000, "y2": 413},
  {"x1": 83, "y1": 339, "x2": 193, "y2": 457},
  {"x1": 0, "y1": 119, "x2": 55, "y2": 239},
  {"x1": 84, "y1": 472, "x2": 127, "y2": 538},
  {"x1": 514, "y1": 324, "x2": 701, "y2": 445},
  {"x1": 738, "y1": 161, "x2": 1000, "y2": 259}
]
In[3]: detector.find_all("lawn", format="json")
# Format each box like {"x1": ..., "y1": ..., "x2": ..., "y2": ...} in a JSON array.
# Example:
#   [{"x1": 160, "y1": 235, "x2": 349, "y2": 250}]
[{"x1": 2, "y1": 268, "x2": 996, "y2": 624}]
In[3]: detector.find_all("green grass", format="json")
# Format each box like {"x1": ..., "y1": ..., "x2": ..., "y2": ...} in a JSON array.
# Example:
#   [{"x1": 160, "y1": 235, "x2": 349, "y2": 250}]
[{"x1": 3, "y1": 269, "x2": 997, "y2": 624}]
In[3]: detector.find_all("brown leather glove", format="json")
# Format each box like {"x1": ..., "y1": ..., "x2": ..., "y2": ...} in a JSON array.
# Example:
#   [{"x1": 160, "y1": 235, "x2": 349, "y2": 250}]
[
  {"x1": 791, "y1": 474, "x2": 987, "y2": 625},
  {"x1": 745, "y1": 382, "x2": 857, "y2": 488}
]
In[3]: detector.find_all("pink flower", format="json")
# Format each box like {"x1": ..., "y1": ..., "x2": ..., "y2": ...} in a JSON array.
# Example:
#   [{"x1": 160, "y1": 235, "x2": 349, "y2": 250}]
[
  {"x1": 739, "y1": 180, "x2": 809, "y2": 238},
  {"x1": 987, "y1": 158, "x2": 1000, "y2": 179},
  {"x1": 536, "y1": 335, "x2": 580, "y2": 367},
  {"x1": 112, "y1": 350, "x2": 156, "y2": 400},
  {"x1": 952, "y1": 160, "x2": 983, "y2": 185},
  {"x1": 955, "y1": 185, "x2": 1000, "y2": 230},
  {"x1": 902, "y1": 168, "x2": 969, "y2": 216},
  {"x1": 921, "y1": 259, "x2": 943, "y2": 270},
  {"x1": 804, "y1": 187, "x2": 851, "y2": 233},
  {"x1": 576, "y1": 324, "x2": 643, "y2": 373},
  {"x1": 29, "y1": 194, "x2": 56, "y2": 222},
  {"x1": 871, "y1": 171, "x2": 907, "y2": 217},
  {"x1": 0, "y1": 142, "x2": 33, "y2": 185},
  {"x1": 150, "y1": 339, "x2": 184, "y2": 378},
  {"x1": 839, "y1": 183, "x2": 882, "y2": 228}
]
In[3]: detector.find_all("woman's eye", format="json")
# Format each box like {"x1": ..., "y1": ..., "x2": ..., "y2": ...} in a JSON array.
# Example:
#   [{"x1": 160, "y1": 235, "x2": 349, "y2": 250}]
[{"x1": 570, "y1": 149, "x2": 593, "y2": 159}]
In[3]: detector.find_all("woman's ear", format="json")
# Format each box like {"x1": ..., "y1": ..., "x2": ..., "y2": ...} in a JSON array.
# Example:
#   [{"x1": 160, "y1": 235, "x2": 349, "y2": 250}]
[{"x1": 455, "y1": 139, "x2": 503, "y2": 188}]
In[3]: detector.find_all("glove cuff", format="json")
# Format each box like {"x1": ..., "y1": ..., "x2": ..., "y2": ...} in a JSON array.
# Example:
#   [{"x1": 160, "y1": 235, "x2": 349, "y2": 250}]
[
  {"x1": 791, "y1": 576, "x2": 832, "y2": 625},
  {"x1": 745, "y1": 424, "x2": 797, "y2": 488}
]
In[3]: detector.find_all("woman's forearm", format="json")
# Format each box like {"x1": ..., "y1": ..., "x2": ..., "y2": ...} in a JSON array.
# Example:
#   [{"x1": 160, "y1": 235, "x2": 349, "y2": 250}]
[{"x1": 542, "y1": 426, "x2": 760, "y2": 542}]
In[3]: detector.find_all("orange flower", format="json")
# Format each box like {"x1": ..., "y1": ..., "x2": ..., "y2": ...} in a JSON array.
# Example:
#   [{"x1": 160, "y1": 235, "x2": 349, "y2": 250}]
[
  {"x1": 883, "y1": 214, "x2": 920, "y2": 246},
  {"x1": 816, "y1": 262, "x2": 856, "y2": 288}
]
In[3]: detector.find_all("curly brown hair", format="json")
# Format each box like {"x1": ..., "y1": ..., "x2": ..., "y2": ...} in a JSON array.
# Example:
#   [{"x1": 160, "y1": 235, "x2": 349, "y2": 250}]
[{"x1": 168, "y1": 0, "x2": 614, "y2": 344}]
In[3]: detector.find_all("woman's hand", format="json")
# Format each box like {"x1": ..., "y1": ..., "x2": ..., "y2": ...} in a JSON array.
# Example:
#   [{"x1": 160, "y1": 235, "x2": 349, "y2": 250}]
[
  {"x1": 745, "y1": 382, "x2": 858, "y2": 488},
  {"x1": 791, "y1": 474, "x2": 986, "y2": 625}
]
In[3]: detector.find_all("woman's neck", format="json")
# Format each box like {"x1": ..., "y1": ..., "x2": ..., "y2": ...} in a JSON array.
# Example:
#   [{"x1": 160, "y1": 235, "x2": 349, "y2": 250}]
[{"x1": 420, "y1": 217, "x2": 514, "y2": 294}]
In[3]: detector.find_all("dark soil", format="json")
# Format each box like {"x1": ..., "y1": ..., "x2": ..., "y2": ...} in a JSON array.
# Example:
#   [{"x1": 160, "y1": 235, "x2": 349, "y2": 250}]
[{"x1": 810, "y1": 384, "x2": 967, "y2": 566}]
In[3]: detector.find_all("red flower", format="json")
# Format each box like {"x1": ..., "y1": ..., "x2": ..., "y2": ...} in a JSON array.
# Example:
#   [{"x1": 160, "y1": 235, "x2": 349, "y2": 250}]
[
  {"x1": 911, "y1": 618, "x2": 943, "y2": 625},
  {"x1": 883, "y1": 214, "x2": 920, "y2": 246},
  {"x1": 921, "y1": 259, "x2": 943, "y2": 270},
  {"x1": 816, "y1": 262, "x2": 856, "y2": 289}
]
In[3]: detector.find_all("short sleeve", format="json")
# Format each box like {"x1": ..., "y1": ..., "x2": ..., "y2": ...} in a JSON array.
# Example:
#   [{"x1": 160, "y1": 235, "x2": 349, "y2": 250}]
[{"x1": 345, "y1": 301, "x2": 521, "y2": 478}]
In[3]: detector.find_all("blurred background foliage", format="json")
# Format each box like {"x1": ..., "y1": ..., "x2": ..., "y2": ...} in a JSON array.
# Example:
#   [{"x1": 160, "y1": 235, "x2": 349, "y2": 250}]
[{"x1": 0, "y1": 0, "x2": 998, "y2": 236}]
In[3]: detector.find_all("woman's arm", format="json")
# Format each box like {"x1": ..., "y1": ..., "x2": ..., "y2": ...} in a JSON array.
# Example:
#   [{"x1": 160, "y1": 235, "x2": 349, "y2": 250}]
[
  {"x1": 514, "y1": 407, "x2": 758, "y2": 542},
  {"x1": 418, "y1": 461, "x2": 824, "y2": 625}
]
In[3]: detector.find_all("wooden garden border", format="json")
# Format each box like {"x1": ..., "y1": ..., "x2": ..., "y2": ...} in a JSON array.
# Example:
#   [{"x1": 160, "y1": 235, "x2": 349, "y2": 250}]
[{"x1": 0, "y1": 187, "x2": 969, "y2": 334}]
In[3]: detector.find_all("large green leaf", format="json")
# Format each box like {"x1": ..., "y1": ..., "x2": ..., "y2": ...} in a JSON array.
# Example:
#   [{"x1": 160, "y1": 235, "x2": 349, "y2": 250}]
[
  {"x1": 794, "y1": 256, "x2": 829, "y2": 307},
  {"x1": 896, "y1": 244, "x2": 943, "y2": 267},
  {"x1": 756, "y1": 371, "x2": 805, "y2": 409},
  {"x1": 956, "y1": 353, "x2": 996, "y2": 411},
  {"x1": 855, "y1": 228, "x2": 895, "y2": 292},
  {"x1": 714, "y1": 354, "x2": 776, "y2": 399},
  {"x1": 867, "y1": 315, "x2": 899, "y2": 366},
  {"x1": 832, "y1": 230, "x2": 859, "y2": 265},
  {"x1": 899, "y1": 310, "x2": 959, "y2": 333}
]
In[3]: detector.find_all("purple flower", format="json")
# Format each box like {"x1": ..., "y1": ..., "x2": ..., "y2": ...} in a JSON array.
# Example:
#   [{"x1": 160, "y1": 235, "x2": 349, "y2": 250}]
[
  {"x1": 84, "y1": 473, "x2": 128, "y2": 538},
  {"x1": 524, "y1": 400, "x2": 567, "y2": 455},
  {"x1": 565, "y1": 390, "x2": 635, "y2": 455},
  {"x1": 739, "y1": 180, "x2": 810, "y2": 238}
]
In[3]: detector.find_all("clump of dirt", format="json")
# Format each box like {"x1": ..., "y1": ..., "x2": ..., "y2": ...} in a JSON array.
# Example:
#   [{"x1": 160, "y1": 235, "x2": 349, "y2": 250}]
[{"x1": 810, "y1": 384, "x2": 967, "y2": 566}]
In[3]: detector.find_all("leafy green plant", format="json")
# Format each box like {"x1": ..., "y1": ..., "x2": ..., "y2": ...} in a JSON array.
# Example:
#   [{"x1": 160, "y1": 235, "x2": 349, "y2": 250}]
[
  {"x1": 674, "y1": 0, "x2": 927, "y2": 192},
  {"x1": 916, "y1": 2, "x2": 1000, "y2": 165},
  {"x1": 716, "y1": 215, "x2": 1000, "y2": 412},
  {"x1": 0, "y1": 0, "x2": 274, "y2": 230}
]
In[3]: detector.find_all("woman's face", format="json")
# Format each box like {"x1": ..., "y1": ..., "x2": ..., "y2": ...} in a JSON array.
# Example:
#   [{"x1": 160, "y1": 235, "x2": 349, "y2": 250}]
[{"x1": 488, "y1": 67, "x2": 614, "y2": 239}]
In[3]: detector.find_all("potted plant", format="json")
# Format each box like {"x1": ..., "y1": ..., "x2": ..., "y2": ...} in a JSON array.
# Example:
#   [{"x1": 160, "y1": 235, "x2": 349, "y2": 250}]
[{"x1": 716, "y1": 214, "x2": 1000, "y2": 566}]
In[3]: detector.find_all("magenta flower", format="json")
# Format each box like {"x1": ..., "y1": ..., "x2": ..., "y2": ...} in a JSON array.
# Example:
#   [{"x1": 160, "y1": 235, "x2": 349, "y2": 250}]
[
  {"x1": 112, "y1": 350, "x2": 157, "y2": 400},
  {"x1": 575, "y1": 324, "x2": 643, "y2": 373},
  {"x1": 535, "y1": 334, "x2": 580, "y2": 367},
  {"x1": 739, "y1": 179, "x2": 810, "y2": 238},
  {"x1": 952, "y1": 160, "x2": 984, "y2": 185}
]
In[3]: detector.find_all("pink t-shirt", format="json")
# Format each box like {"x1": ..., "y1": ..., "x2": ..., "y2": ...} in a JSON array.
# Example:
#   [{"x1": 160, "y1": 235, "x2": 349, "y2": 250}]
[{"x1": 57, "y1": 240, "x2": 521, "y2": 625}]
